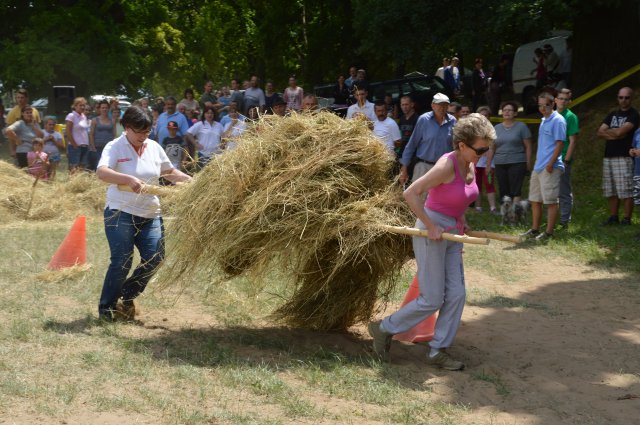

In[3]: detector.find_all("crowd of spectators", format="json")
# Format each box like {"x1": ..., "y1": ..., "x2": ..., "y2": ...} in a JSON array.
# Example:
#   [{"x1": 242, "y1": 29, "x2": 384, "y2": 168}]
[{"x1": 2, "y1": 63, "x2": 639, "y2": 242}]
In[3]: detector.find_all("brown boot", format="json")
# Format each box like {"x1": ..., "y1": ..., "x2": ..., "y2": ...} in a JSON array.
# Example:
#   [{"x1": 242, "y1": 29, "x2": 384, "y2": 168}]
[{"x1": 115, "y1": 300, "x2": 137, "y2": 321}]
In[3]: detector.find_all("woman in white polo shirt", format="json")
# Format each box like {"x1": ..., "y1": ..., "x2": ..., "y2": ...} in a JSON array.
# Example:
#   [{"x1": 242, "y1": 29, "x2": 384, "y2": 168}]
[
  {"x1": 96, "y1": 106, "x2": 191, "y2": 322},
  {"x1": 185, "y1": 105, "x2": 224, "y2": 170}
]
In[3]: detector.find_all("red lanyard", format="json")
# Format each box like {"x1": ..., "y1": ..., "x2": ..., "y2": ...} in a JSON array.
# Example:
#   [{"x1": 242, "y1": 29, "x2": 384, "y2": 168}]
[{"x1": 129, "y1": 142, "x2": 147, "y2": 157}]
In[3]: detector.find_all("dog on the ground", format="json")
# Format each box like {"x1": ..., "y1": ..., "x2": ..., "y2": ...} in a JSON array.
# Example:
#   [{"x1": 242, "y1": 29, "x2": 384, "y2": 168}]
[{"x1": 500, "y1": 196, "x2": 529, "y2": 225}]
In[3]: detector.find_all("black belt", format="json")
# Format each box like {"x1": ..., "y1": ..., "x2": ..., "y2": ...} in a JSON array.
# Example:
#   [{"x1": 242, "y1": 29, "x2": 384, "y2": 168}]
[{"x1": 416, "y1": 158, "x2": 436, "y2": 165}]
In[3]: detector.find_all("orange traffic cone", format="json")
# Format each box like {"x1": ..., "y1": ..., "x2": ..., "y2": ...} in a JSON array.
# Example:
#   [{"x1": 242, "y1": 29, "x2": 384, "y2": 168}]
[
  {"x1": 393, "y1": 274, "x2": 437, "y2": 343},
  {"x1": 47, "y1": 215, "x2": 86, "y2": 270}
]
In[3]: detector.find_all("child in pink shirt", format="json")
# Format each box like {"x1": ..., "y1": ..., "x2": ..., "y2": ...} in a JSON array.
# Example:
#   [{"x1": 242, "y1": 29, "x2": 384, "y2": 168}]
[{"x1": 27, "y1": 138, "x2": 50, "y2": 180}]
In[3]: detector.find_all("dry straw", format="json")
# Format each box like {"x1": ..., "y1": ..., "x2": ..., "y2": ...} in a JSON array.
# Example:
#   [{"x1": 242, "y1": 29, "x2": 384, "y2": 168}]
[
  {"x1": 160, "y1": 112, "x2": 414, "y2": 330},
  {"x1": 0, "y1": 161, "x2": 105, "y2": 222},
  {"x1": 34, "y1": 263, "x2": 93, "y2": 283}
]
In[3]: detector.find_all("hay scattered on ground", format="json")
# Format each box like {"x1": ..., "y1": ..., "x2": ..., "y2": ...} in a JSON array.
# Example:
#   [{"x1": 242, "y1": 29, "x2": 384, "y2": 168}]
[
  {"x1": 34, "y1": 263, "x2": 93, "y2": 283},
  {"x1": 160, "y1": 112, "x2": 414, "y2": 330},
  {"x1": 0, "y1": 161, "x2": 106, "y2": 222}
]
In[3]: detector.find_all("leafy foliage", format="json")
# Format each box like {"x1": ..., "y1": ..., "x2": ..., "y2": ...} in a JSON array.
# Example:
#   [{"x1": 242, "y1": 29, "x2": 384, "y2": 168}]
[{"x1": 0, "y1": 0, "x2": 636, "y2": 99}]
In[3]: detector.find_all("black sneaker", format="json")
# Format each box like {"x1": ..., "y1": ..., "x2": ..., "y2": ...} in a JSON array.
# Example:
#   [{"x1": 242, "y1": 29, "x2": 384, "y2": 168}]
[
  {"x1": 601, "y1": 215, "x2": 619, "y2": 226},
  {"x1": 535, "y1": 231, "x2": 553, "y2": 242},
  {"x1": 520, "y1": 229, "x2": 540, "y2": 239},
  {"x1": 620, "y1": 217, "x2": 632, "y2": 225}
]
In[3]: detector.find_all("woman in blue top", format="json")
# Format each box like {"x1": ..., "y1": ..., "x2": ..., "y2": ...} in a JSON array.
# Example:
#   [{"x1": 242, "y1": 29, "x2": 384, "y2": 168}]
[{"x1": 89, "y1": 100, "x2": 117, "y2": 171}]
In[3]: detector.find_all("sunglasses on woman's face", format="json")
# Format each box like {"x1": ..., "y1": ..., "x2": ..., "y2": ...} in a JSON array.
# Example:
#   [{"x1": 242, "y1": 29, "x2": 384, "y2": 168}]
[{"x1": 467, "y1": 145, "x2": 490, "y2": 156}]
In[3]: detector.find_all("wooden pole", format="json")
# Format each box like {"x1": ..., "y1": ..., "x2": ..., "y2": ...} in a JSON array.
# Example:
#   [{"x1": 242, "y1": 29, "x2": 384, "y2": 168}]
[
  {"x1": 381, "y1": 225, "x2": 490, "y2": 245},
  {"x1": 466, "y1": 230, "x2": 523, "y2": 243}
]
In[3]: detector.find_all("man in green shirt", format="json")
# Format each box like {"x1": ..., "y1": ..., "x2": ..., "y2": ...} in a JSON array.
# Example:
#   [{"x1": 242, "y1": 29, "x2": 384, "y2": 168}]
[
  {"x1": 555, "y1": 88, "x2": 579, "y2": 228},
  {"x1": 199, "y1": 80, "x2": 219, "y2": 111}
]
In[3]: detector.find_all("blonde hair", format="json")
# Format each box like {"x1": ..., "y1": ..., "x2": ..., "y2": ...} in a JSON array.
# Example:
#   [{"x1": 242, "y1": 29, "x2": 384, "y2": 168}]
[
  {"x1": 71, "y1": 97, "x2": 87, "y2": 108},
  {"x1": 452, "y1": 113, "x2": 496, "y2": 150}
]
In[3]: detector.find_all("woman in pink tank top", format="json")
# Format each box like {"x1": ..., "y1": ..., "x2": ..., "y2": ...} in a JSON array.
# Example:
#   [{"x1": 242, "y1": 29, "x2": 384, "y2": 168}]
[{"x1": 368, "y1": 114, "x2": 496, "y2": 370}]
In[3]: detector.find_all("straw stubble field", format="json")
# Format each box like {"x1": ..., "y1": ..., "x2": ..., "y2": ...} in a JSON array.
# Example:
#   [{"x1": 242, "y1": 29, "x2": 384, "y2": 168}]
[{"x1": 2, "y1": 215, "x2": 640, "y2": 424}]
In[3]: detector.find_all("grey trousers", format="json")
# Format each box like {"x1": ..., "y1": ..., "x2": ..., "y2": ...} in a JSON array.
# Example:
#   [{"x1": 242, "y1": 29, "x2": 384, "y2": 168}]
[
  {"x1": 412, "y1": 161, "x2": 435, "y2": 182},
  {"x1": 559, "y1": 161, "x2": 573, "y2": 224},
  {"x1": 382, "y1": 208, "x2": 466, "y2": 349}
]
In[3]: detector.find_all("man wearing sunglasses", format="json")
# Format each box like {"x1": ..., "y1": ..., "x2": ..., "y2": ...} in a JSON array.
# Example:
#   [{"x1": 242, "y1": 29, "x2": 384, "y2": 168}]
[
  {"x1": 596, "y1": 87, "x2": 639, "y2": 225},
  {"x1": 521, "y1": 91, "x2": 566, "y2": 241}
]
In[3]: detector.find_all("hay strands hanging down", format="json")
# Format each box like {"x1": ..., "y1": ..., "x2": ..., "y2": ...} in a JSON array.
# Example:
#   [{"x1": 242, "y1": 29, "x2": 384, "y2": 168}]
[{"x1": 157, "y1": 112, "x2": 450, "y2": 330}]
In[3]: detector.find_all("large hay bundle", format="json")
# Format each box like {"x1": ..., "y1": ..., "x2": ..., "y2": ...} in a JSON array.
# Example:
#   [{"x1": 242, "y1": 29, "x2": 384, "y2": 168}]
[
  {"x1": 161, "y1": 112, "x2": 414, "y2": 330},
  {"x1": 0, "y1": 161, "x2": 106, "y2": 222}
]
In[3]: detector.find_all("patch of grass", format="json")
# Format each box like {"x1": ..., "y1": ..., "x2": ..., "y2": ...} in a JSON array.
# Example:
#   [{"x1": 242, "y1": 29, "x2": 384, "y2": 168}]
[
  {"x1": 385, "y1": 400, "x2": 469, "y2": 425},
  {"x1": 294, "y1": 354, "x2": 417, "y2": 406},
  {"x1": 93, "y1": 392, "x2": 143, "y2": 412},
  {"x1": 472, "y1": 369, "x2": 510, "y2": 397}
]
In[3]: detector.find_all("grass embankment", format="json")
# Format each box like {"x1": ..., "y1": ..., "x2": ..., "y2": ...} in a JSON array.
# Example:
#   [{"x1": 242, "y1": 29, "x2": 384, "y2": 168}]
[{"x1": 471, "y1": 85, "x2": 640, "y2": 273}]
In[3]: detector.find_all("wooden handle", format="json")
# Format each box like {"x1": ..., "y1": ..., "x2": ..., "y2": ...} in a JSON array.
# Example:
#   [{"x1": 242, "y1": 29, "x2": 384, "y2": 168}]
[
  {"x1": 466, "y1": 230, "x2": 524, "y2": 243},
  {"x1": 117, "y1": 184, "x2": 180, "y2": 197},
  {"x1": 381, "y1": 225, "x2": 490, "y2": 245}
]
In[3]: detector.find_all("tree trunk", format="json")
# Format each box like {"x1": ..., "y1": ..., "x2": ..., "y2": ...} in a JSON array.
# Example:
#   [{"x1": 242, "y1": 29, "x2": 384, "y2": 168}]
[{"x1": 572, "y1": 2, "x2": 640, "y2": 94}]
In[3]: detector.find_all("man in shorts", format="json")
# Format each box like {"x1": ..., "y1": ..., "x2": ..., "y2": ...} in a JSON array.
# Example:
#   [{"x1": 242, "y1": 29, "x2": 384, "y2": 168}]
[
  {"x1": 521, "y1": 91, "x2": 566, "y2": 241},
  {"x1": 596, "y1": 87, "x2": 639, "y2": 225}
]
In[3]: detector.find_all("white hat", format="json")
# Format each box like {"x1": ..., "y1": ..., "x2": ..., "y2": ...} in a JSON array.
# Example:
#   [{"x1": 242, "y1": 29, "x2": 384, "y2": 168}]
[{"x1": 432, "y1": 93, "x2": 450, "y2": 104}]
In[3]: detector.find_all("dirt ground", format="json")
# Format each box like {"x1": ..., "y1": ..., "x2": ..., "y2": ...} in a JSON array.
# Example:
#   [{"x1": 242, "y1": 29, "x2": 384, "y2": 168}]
[
  {"x1": 361, "y1": 253, "x2": 640, "y2": 424},
  {"x1": 102, "y1": 252, "x2": 639, "y2": 424},
  {"x1": 3, "y1": 237, "x2": 639, "y2": 424}
]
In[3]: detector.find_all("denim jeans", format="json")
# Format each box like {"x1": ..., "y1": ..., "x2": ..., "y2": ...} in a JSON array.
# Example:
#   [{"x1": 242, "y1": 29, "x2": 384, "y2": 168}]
[
  {"x1": 67, "y1": 144, "x2": 89, "y2": 167},
  {"x1": 99, "y1": 207, "x2": 164, "y2": 316},
  {"x1": 558, "y1": 161, "x2": 573, "y2": 224}
]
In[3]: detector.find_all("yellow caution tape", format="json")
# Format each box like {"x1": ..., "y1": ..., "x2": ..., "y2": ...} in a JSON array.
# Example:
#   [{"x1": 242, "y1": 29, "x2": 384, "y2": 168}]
[
  {"x1": 571, "y1": 63, "x2": 640, "y2": 106},
  {"x1": 490, "y1": 117, "x2": 541, "y2": 124}
]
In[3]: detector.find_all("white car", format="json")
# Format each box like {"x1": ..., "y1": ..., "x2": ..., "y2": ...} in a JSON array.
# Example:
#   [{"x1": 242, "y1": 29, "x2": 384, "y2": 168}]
[{"x1": 511, "y1": 31, "x2": 571, "y2": 113}]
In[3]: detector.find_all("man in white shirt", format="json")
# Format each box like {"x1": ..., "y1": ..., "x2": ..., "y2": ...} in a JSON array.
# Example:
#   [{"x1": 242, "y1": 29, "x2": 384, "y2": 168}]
[
  {"x1": 346, "y1": 87, "x2": 376, "y2": 121},
  {"x1": 372, "y1": 101, "x2": 401, "y2": 153},
  {"x1": 435, "y1": 57, "x2": 450, "y2": 80}
]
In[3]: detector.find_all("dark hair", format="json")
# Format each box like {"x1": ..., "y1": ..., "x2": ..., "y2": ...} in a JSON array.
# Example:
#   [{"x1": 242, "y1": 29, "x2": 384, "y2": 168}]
[
  {"x1": 200, "y1": 105, "x2": 218, "y2": 122},
  {"x1": 475, "y1": 58, "x2": 483, "y2": 64},
  {"x1": 16, "y1": 88, "x2": 28, "y2": 97},
  {"x1": 121, "y1": 106, "x2": 153, "y2": 131},
  {"x1": 500, "y1": 101, "x2": 519, "y2": 113},
  {"x1": 184, "y1": 88, "x2": 194, "y2": 97},
  {"x1": 374, "y1": 100, "x2": 386, "y2": 108},
  {"x1": 97, "y1": 100, "x2": 109, "y2": 108}
]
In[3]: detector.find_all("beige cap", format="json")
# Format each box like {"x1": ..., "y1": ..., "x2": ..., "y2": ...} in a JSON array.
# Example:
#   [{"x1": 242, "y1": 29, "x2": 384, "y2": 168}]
[{"x1": 432, "y1": 93, "x2": 450, "y2": 104}]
